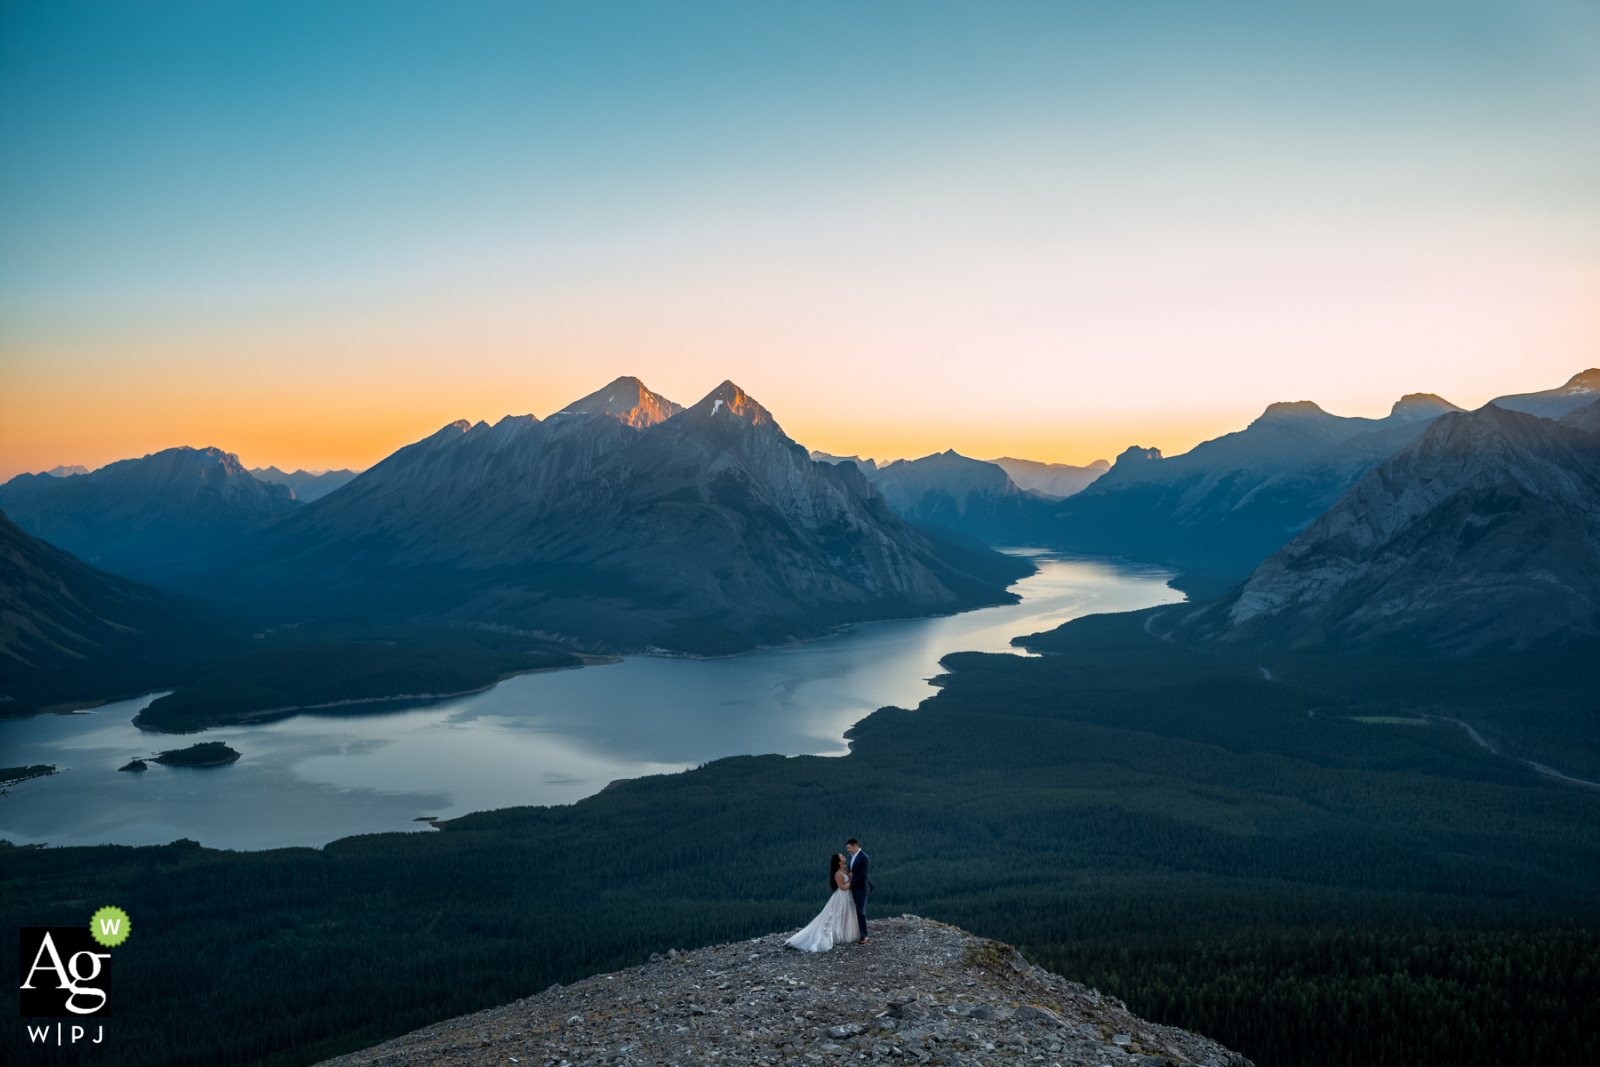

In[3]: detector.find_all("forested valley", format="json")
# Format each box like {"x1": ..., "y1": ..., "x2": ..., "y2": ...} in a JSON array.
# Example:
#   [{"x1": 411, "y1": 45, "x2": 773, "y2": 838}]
[{"x1": 3, "y1": 609, "x2": 1595, "y2": 1067}]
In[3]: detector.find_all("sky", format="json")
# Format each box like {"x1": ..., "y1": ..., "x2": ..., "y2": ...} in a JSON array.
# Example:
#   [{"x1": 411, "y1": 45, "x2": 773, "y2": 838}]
[{"x1": 1, "y1": 1, "x2": 1597, "y2": 479}]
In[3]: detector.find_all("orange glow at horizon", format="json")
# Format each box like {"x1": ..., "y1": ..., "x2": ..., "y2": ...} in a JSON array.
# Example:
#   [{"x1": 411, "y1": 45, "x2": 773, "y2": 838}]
[
  {"x1": 4, "y1": 334, "x2": 1592, "y2": 484},
  {"x1": 2, "y1": 366, "x2": 1248, "y2": 479}
]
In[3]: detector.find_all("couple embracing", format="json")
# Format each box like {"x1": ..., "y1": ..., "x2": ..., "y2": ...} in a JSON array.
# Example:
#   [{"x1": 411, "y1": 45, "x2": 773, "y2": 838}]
[{"x1": 786, "y1": 838, "x2": 872, "y2": 952}]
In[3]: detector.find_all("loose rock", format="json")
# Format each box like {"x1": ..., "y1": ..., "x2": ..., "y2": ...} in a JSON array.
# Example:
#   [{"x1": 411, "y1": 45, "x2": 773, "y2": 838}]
[{"x1": 316, "y1": 915, "x2": 1252, "y2": 1067}]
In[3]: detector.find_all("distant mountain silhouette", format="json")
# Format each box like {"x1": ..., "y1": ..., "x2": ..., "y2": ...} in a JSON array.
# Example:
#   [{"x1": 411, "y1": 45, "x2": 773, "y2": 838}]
[
  {"x1": 1169, "y1": 405, "x2": 1600, "y2": 654},
  {"x1": 863, "y1": 451, "x2": 1054, "y2": 547},
  {"x1": 1488, "y1": 368, "x2": 1600, "y2": 420},
  {"x1": 1045, "y1": 393, "x2": 1464, "y2": 590},
  {"x1": 810, "y1": 452, "x2": 878, "y2": 476},
  {"x1": 0, "y1": 447, "x2": 299, "y2": 581},
  {"x1": 0, "y1": 510, "x2": 228, "y2": 714},
  {"x1": 989, "y1": 456, "x2": 1109, "y2": 498},
  {"x1": 173, "y1": 380, "x2": 1031, "y2": 654},
  {"x1": 250, "y1": 466, "x2": 361, "y2": 503}
]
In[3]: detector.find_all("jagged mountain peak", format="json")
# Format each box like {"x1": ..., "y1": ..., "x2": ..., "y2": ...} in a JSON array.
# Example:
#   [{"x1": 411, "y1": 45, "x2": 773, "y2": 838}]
[
  {"x1": 548, "y1": 376, "x2": 683, "y2": 429},
  {"x1": 1114, "y1": 445, "x2": 1162, "y2": 464},
  {"x1": 1389, "y1": 393, "x2": 1463, "y2": 420},
  {"x1": 685, "y1": 381, "x2": 781, "y2": 430},
  {"x1": 120, "y1": 445, "x2": 262, "y2": 483}
]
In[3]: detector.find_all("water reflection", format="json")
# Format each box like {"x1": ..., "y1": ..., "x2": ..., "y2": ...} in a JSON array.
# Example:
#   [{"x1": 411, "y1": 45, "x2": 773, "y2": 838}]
[{"x1": 0, "y1": 554, "x2": 1178, "y2": 850}]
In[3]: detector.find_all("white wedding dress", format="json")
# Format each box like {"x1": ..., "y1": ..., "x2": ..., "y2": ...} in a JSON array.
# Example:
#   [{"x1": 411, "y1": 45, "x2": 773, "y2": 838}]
[{"x1": 786, "y1": 887, "x2": 860, "y2": 951}]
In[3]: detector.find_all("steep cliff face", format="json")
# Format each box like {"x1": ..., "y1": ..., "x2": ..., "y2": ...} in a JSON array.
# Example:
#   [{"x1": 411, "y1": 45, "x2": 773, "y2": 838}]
[
  {"x1": 0, "y1": 447, "x2": 299, "y2": 580},
  {"x1": 1181, "y1": 405, "x2": 1600, "y2": 654},
  {"x1": 315, "y1": 917, "x2": 1252, "y2": 1067},
  {"x1": 183, "y1": 380, "x2": 1029, "y2": 653}
]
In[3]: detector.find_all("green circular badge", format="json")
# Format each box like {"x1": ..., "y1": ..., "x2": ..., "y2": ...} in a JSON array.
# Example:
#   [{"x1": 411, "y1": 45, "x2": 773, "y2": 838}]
[{"x1": 90, "y1": 905, "x2": 131, "y2": 947}]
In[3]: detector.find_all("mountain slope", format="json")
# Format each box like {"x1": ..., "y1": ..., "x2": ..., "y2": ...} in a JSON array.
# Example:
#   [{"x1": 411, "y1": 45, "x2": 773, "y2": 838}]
[
  {"x1": 1559, "y1": 398, "x2": 1600, "y2": 436},
  {"x1": 179, "y1": 381, "x2": 1031, "y2": 653},
  {"x1": 0, "y1": 447, "x2": 300, "y2": 580},
  {"x1": 1489, "y1": 368, "x2": 1600, "y2": 419},
  {"x1": 0, "y1": 511, "x2": 229, "y2": 714},
  {"x1": 990, "y1": 456, "x2": 1109, "y2": 497},
  {"x1": 1174, "y1": 405, "x2": 1600, "y2": 654},
  {"x1": 1045, "y1": 394, "x2": 1462, "y2": 586}
]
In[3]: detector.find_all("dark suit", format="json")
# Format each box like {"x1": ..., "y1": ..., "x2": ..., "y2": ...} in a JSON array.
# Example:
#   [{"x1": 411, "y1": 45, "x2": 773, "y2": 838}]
[{"x1": 847, "y1": 849, "x2": 869, "y2": 940}]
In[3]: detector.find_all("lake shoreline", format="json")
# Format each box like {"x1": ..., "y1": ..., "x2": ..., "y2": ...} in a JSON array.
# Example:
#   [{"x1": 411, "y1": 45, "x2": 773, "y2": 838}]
[
  {"x1": 129, "y1": 655, "x2": 623, "y2": 734},
  {"x1": 0, "y1": 555, "x2": 1183, "y2": 851}
]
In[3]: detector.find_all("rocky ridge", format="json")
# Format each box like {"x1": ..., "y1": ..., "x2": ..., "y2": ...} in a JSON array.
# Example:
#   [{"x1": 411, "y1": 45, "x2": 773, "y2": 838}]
[
  {"x1": 1489, "y1": 367, "x2": 1600, "y2": 420},
  {"x1": 1172, "y1": 404, "x2": 1600, "y2": 654},
  {"x1": 317, "y1": 917, "x2": 1249, "y2": 1067},
  {"x1": 0, "y1": 445, "x2": 299, "y2": 580},
  {"x1": 1039, "y1": 393, "x2": 1464, "y2": 588},
  {"x1": 169, "y1": 379, "x2": 1030, "y2": 653}
]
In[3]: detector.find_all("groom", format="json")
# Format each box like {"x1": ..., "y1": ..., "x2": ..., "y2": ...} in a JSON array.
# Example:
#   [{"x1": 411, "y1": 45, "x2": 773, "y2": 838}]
[{"x1": 845, "y1": 838, "x2": 870, "y2": 944}]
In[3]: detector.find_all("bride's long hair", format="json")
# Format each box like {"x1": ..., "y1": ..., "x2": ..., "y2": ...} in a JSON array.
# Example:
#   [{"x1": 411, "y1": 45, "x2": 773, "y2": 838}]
[{"x1": 829, "y1": 853, "x2": 846, "y2": 890}]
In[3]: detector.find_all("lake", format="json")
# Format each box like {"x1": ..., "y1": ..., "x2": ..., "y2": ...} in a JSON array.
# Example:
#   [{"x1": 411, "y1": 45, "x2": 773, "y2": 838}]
[{"x1": 0, "y1": 554, "x2": 1179, "y2": 850}]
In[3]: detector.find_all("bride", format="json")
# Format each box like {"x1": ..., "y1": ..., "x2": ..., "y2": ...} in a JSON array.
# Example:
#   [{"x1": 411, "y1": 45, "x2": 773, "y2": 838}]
[{"x1": 786, "y1": 854, "x2": 860, "y2": 951}]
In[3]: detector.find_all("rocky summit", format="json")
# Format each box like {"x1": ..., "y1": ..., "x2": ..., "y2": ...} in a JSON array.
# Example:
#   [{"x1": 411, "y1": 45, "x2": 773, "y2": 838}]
[
  {"x1": 171, "y1": 379, "x2": 1030, "y2": 653},
  {"x1": 316, "y1": 917, "x2": 1249, "y2": 1067}
]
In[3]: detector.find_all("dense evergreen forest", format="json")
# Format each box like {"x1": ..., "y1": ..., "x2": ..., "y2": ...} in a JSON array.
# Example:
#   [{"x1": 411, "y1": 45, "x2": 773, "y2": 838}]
[{"x1": 3, "y1": 608, "x2": 1595, "y2": 1066}]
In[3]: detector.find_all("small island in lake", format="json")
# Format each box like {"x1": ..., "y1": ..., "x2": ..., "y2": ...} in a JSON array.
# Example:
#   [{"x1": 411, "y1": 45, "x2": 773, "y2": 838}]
[
  {"x1": 117, "y1": 758, "x2": 148, "y2": 772},
  {"x1": 150, "y1": 742, "x2": 241, "y2": 768}
]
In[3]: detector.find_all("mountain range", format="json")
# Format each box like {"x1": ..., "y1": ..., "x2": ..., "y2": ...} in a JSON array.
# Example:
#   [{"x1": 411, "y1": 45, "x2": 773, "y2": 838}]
[
  {"x1": 162, "y1": 378, "x2": 1031, "y2": 654},
  {"x1": 989, "y1": 456, "x2": 1109, "y2": 497},
  {"x1": 5, "y1": 368, "x2": 1598, "y2": 670},
  {"x1": 1487, "y1": 368, "x2": 1600, "y2": 420},
  {"x1": 250, "y1": 465, "x2": 362, "y2": 502},
  {"x1": 1040, "y1": 392, "x2": 1466, "y2": 592},
  {"x1": 1166, "y1": 402, "x2": 1600, "y2": 654},
  {"x1": 0, "y1": 447, "x2": 300, "y2": 580}
]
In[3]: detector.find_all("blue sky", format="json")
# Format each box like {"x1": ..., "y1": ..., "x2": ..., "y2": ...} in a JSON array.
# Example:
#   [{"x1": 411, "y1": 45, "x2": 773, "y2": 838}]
[{"x1": 1, "y1": 1, "x2": 1596, "y2": 475}]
